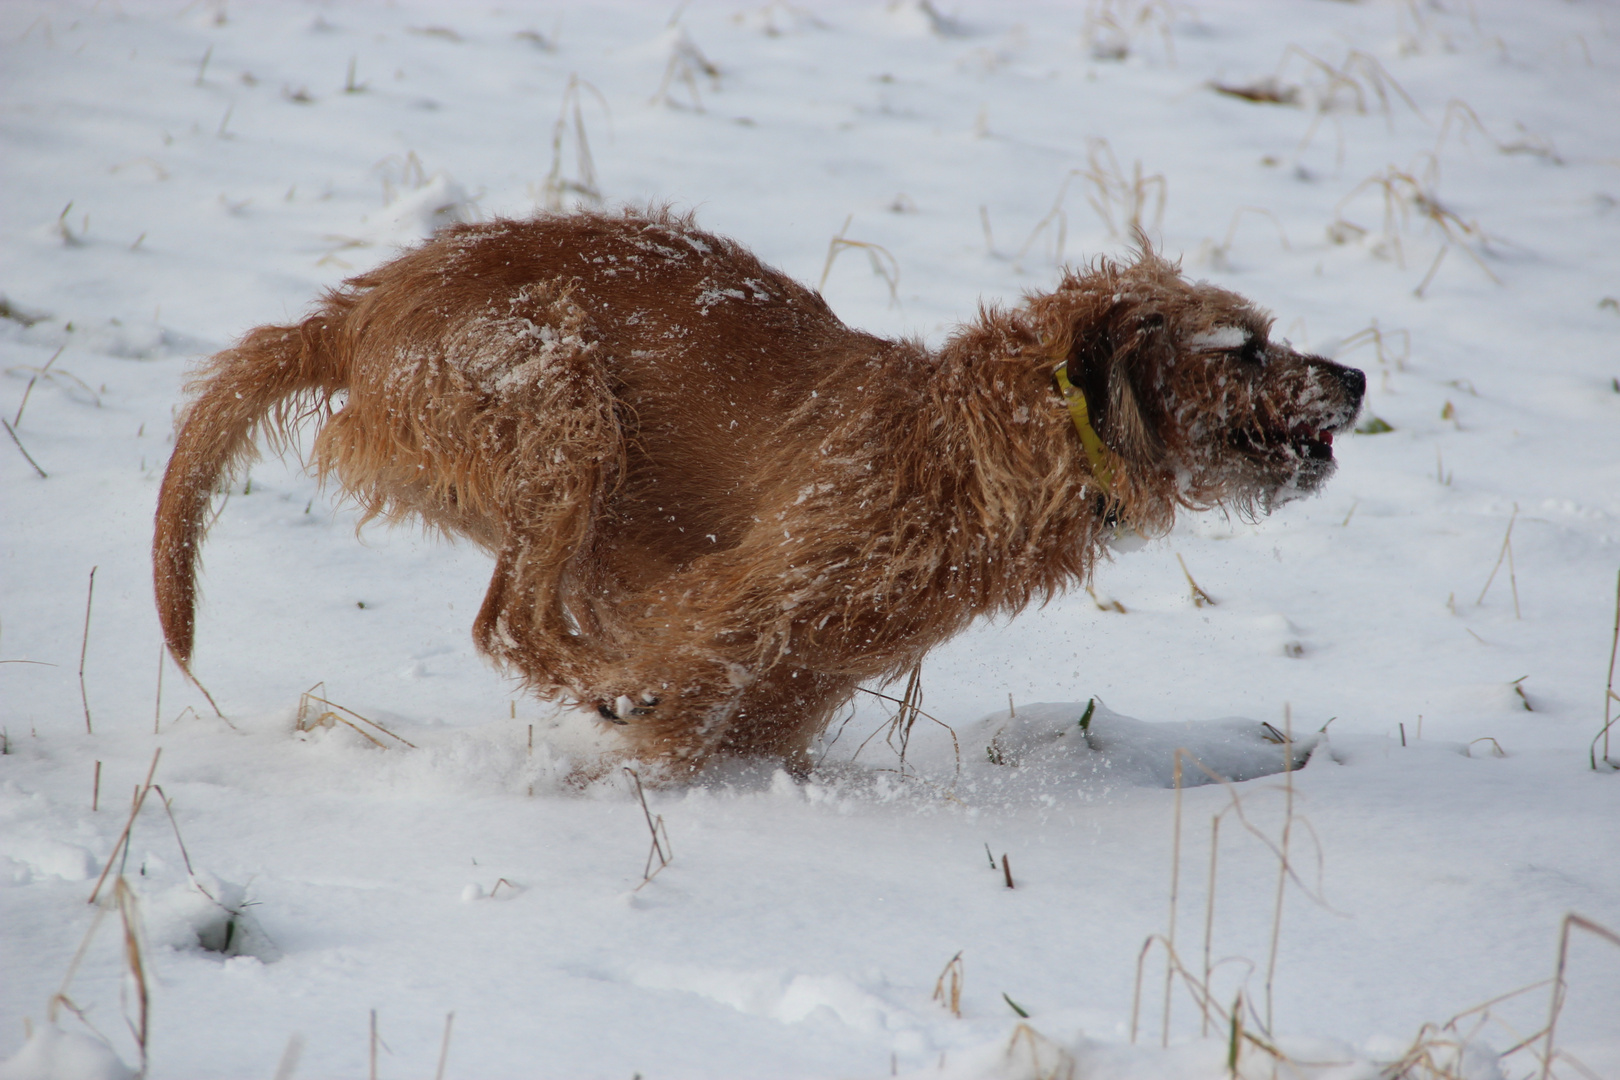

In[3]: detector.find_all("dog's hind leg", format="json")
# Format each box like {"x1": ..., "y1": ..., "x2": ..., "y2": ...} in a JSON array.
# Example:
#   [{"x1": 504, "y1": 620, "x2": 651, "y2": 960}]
[
  {"x1": 456, "y1": 368, "x2": 628, "y2": 704},
  {"x1": 472, "y1": 527, "x2": 611, "y2": 700},
  {"x1": 308, "y1": 275, "x2": 629, "y2": 703}
]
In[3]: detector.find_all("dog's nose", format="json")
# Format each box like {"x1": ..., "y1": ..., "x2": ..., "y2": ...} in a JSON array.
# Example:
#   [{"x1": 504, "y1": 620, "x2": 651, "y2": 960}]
[{"x1": 1338, "y1": 366, "x2": 1366, "y2": 401}]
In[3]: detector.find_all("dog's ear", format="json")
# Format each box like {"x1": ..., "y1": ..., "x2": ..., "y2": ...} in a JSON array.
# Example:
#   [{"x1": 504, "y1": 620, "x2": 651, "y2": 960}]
[
  {"x1": 1103, "y1": 307, "x2": 1173, "y2": 468},
  {"x1": 1066, "y1": 301, "x2": 1171, "y2": 470}
]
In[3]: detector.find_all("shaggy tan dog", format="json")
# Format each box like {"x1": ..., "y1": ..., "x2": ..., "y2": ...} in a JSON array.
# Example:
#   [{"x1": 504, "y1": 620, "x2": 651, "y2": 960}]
[{"x1": 155, "y1": 209, "x2": 1363, "y2": 773}]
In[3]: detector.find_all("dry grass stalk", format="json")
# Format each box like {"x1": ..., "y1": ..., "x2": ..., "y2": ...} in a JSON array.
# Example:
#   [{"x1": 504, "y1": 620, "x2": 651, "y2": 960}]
[
  {"x1": 435, "y1": 1011, "x2": 455, "y2": 1080},
  {"x1": 851, "y1": 663, "x2": 964, "y2": 779},
  {"x1": 296, "y1": 683, "x2": 417, "y2": 748},
  {"x1": 1436, "y1": 98, "x2": 1562, "y2": 163},
  {"x1": 79, "y1": 566, "x2": 97, "y2": 734},
  {"x1": 1020, "y1": 142, "x2": 1166, "y2": 263},
  {"x1": 1535, "y1": 914, "x2": 1620, "y2": 1080},
  {"x1": 151, "y1": 782, "x2": 249, "y2": 949},
  {"x1": 1001, "y1": 853, "x2": 1014, "y2": 889},
  {"x1": 1162, "y1": 750, "x2": 1185, "y2": 1046},
  {"x1": 375, "y1": 150, "x2": 429, "y2": 205},
  {"x1": 541, "y1": 75, "x2": 608, "y2": 211},
  {"x1": 50, "y1": 901, "x2": 110, "y2": 1029},
  {"x1": 92, "y1": 761, "x2": 101, "y2": 812},
  {"x1": 979, "y1": 204, "x2": 997, "y2": 257},
  {"x1": 2, "y1": 418, "x2": 48, "y2": 478},
  {"x1": 932, "y1": 951, "x2": 964, "y2": 1018},
  {"x1": 1144, "y1": 743, "x2": 1334, "y2": 1044},
  {"x1": 10, "y1": 344, "x2": 66, "y2": 426},
  {"x1": 1212, "y1": 78, "x2": 1298, "y2": 105},
  {"x1": 1131, "y1": 932, "x2": 1287, "y2": 1062},
  {"x1": 1280, "y1": 46, "x2": 1425, "y2": 144},
  {"x1": 1202, "y1": 812, "x2": 1221, "y2": 1036},
  {"x1": 1087, "y1": 585, "x2": 1127, "y2": 613},
  {"x1": 154, "y1": 645, "x2": 164, "y2": 735},
  {"x1": 344, "y1": 55, "x2": 363, "y2": 94},
  {"x1": 54, "y1": 202, "x2": 87, "y2": 247},
  {"x1": 623, "y1": 767, "x2": 672, "y2": 888},
  {"x1": 369, "y1": 1008, "x2": 379, "y2": 1080},
  {"x1": 272, "y1": 1035, "x2": 305, "y2": 1080},
  {"x1": 1203, "y1": 206, "x2": 1291, "y2": 270},
  {"x1": 1175, "y1": 553, "x2": 1215, "y2": 607},
  {"x1": 190, "y1": 668, "x2": 227, "y2": 721},
  {"x1": 1005, "y1": 1022, "x2": 1078, "y2": 1080},
  {"x1": 88, "y1": 749, "x2": 162, "y2": 906},
  {"x1": 852, "y1": 669, "x2": 963, "y2": 778},
  {"x1": 1324, "y1": 320, "x2": 1409, "y2": 372},
  {"x1": 1081, "y1": 0, "x2": 1177, "y2": 64},
  {"x1": 151, "y1": 785, "x2": 195, "y2": 876},
  {"x1": 817, "y1": 215, "x2": 900, "y2": 305},
  {"x1": 1017, "y1": 176, "x2": 1076, "y2": 266},
  {"x1": 1592, "y1": 568, "x2": 1620, "y2": 770},
  {"x1": 1263, "y1": 708, "x2": 1295, "y2": 1034},
  {"x1": 514, "y1": 28, "x2": 556, "y2": 51},
  {"x1": 114, "y1": 878, "x2": 149, "y2": 1074},
  {"x1": 1188, "y1": 751, "x2": 1332, "y2": 909},
  {"x1": 1475, "y1": 505, "x2": 1520, "y2": 618},
  {"x1": 652, "y1": 28, "x2": 720, "y2": 111},
  {"x1": 1429, "y1": 977, "x2": 1552, "y2": 1065},
  {"x1": 407, "y1": 25, "x2": 462, "y2": 42},
  {"x1": 1331, "y1": 164, "x2": 1499, "y2": 295}
]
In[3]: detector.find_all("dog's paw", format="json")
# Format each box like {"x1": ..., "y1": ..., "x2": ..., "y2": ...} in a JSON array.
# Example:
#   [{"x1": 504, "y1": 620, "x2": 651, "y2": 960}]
[{"x1": 597, "y1": 692, "x2": 660, "y2": 724}]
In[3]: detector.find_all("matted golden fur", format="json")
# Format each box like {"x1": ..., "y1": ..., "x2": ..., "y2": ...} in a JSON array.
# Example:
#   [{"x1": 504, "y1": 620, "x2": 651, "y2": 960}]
[{"x1": 154, "y1": 208, "x2": 1363, "y2": 773}]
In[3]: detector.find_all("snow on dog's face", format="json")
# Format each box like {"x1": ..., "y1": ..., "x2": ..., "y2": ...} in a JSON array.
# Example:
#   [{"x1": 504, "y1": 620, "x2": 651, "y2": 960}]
[{"x1": 1158, "y1": 315, "x2": 1365, "y2": 510}]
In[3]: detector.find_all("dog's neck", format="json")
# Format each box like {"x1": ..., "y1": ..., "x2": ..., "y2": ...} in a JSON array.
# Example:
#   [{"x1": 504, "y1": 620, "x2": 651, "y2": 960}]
[{"x1": 927, "y1": 304, "x2": 1174, "y2": 548}]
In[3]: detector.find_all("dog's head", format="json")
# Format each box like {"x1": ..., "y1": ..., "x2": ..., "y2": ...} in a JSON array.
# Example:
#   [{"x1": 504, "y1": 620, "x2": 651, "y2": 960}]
[{"x1": 1037, "y1": 250, "x2": 1364, "y2": 516}]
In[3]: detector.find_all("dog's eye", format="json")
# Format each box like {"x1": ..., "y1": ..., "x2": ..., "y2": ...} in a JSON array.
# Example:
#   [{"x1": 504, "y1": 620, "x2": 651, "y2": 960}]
[{"x1": 1239, "y1": 338, "x2": 1267, "y2": 365}]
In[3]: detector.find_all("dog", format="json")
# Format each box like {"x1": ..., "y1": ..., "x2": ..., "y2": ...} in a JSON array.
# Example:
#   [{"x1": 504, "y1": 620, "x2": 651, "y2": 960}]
[{"x1": 154, "y1": 208, "x2": 1363, "y2": 774}]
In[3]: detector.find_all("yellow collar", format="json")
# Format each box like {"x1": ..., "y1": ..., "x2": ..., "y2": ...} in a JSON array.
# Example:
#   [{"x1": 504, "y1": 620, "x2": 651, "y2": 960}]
[{"x1": 1053, "y1": 361, "x2": 1116, "y2": 494}]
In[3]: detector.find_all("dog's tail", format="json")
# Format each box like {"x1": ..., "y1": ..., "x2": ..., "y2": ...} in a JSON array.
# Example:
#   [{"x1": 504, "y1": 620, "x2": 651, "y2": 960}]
[{"x1": 154, "y1": 306, "x2": 348, "y2": 675}]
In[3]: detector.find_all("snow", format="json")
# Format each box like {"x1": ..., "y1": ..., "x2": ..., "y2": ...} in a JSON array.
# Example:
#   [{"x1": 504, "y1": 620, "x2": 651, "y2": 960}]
[
  {"x1": 2, "y1": 1, "x2": 1619, "y2": 1077},
  {"x1": 1187, "y1": 326, "x2": 1250, "y2": 351}
]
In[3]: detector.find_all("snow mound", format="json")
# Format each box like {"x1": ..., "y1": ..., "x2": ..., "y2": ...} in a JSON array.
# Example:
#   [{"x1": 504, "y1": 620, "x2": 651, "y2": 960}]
[
  {"x1": 0, "y1": 1025, "x2": 134, "y2": 1080},
  {"x1": 633, "y1": 964, "x2": 913, "y2": 1034},
  {"x1": 0, "y1": 311, "x2": 207, "y2": 360},
  {"x1": 908, "y1": 1027, "x2": 1506, "y2": 1080},
  {"x1": 138, "y1": 871, "x2": 279, "y2": 962},
  {"x1": 0, "y1": 839, "x2": 96, "y2": 885},
  {"x1": 977, "y1": 701, "x2": 1317, "y2": 787}
]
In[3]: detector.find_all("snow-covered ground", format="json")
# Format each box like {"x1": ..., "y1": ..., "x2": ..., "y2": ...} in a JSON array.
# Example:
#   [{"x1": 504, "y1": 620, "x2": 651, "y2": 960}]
[{"x1": 3, "y1": 1, "x2": 1619, "y2": 1077}]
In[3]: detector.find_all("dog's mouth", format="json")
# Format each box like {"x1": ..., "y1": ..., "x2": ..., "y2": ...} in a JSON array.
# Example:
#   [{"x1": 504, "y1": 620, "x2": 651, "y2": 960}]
[
  {"x1": 1290, "y1": 425, "x2": 1337, "y2": 461},
  {"x1": 1234, "y1": 421, "x2": 1340, "y2": 463}
]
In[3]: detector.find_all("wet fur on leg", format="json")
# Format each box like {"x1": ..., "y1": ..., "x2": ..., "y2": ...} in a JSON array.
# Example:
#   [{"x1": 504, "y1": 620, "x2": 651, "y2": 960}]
[{"x1": 154, "y1": 208, "x2": 1363, "y2": 775}]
